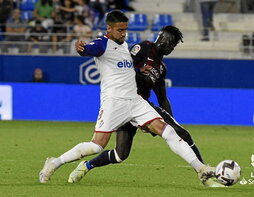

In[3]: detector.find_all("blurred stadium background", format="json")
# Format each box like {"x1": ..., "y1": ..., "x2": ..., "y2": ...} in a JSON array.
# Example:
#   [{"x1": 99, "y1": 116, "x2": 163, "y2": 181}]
[{"x1": 0, "y1": 0, "x2": 254, "y2": 125}]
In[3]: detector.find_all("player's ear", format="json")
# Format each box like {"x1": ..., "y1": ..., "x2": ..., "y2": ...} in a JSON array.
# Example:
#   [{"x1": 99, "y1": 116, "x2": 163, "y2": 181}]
[{"x1": 107, "y1": 25, "x2": 112, "y2": 33}]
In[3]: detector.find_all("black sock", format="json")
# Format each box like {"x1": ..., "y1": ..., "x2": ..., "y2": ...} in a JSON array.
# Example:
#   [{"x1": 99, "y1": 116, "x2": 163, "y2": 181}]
[
  {"x1": 191, "y1": 144, "x2": 204, "y2": 163},
  {"x1": 88, "y1": 150, "x2": 118, "y2": 169}
]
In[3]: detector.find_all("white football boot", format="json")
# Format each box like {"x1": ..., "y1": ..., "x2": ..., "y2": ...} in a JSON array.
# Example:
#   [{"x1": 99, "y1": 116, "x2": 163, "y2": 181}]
[
  {"x1": 68, "y1": 160, "x2": 89, "y2": 183},
  {"x1": 39, "y1": 157, "x2": 57, "y2": 183},
  {"x1": 198, "y1": 165, "x2": 226, "y2": 187}
]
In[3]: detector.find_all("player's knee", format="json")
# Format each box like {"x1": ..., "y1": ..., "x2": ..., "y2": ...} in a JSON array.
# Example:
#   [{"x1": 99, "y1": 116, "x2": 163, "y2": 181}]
[
  {"x1": 113, "y1": 149, "x2": 124, "y2": 163},
  {"x1": 89, "y1": 141, "x2": 104, "y2": 153},
  {"x1": 109, "y1": 149, "x2": 126, "y2": 163},
  {"x1": 74, "y1": 142, "x2": 103, "y2": 160},
  {"x1": 116, "y1": 149, "x2": 130, "y2": 161}
]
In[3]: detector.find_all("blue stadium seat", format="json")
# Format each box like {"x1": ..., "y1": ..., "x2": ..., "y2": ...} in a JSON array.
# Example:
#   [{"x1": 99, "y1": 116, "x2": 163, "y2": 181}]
[
  {"x1": 92, "y1": 12, "x2": 102, "y2": 30},
  {"x1": 126, "y1": 32, "x2": 141, "y2": 48},
  {"x1": 151, "y1": 14, "x2": 173, "y2": 31},
  {"x1": 21, "y1": 11, "x2": 34, "y2": 21},
  {"x1": 128, "y1": 13, "x2": 148, "y2": 31},
  {"x1": 99, "y1": 14, "x2": 107, "y2": 30},
  {"x1": 20, "y1": 0, "x2": 37, "y2": 11}
]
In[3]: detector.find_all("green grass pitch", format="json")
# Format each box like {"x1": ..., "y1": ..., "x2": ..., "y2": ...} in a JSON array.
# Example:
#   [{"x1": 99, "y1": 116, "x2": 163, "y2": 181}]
[{"x1": 0, "y1": 120, "x2": 253, "y2": 197}]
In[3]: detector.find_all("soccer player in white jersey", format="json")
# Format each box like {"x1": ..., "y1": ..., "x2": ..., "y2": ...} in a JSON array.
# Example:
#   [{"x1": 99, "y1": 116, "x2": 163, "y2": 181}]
[{"x1": 39, "y1": 10, "x2": 222, "y2": 187}]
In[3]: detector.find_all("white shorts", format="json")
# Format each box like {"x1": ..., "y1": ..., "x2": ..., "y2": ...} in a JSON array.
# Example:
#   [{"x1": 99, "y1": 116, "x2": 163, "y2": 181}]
[{"x1": 95, "y1": 95, "x2": 162, "y2": 133}]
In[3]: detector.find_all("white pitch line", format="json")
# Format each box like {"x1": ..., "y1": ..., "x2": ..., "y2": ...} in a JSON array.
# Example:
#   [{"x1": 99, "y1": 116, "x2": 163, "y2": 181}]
[
  {"x1": 2, "y1": 160, "x2": 254, "y2": 169},
  {"x1": 121, "y1": 163, "x2": 253, "y2": 169}
]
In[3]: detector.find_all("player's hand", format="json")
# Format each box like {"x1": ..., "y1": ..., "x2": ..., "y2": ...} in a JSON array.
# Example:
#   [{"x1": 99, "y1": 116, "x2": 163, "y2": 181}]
[
  {"x1": 140, "y1": 65, "x2": 152, "y2": 75},
  {"x1": 75, "y1": 40, "x2": 86, "y2": 52}
]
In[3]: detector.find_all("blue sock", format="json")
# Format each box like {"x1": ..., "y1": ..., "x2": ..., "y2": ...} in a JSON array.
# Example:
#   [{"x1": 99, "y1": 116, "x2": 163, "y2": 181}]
[{"x1": 85, "y1": 161, "x2": 93, "y2": 170}]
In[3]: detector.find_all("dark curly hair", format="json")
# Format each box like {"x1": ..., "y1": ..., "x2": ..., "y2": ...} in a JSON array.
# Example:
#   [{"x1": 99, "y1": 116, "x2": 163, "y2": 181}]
[{"x1": 161, "y1": 25, "x2": 183, "y2": 44}]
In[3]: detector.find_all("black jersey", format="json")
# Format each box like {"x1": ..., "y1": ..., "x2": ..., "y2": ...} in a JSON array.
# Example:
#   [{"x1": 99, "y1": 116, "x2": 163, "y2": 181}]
[{"x1": 130, "y1": 41, "x2": 167, "y2": 100}]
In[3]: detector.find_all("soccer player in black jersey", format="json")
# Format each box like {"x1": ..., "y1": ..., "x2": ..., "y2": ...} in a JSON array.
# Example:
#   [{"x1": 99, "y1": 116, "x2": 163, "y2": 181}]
[{"x1": 68, "y1": 26, "x2": 222, "y2": 187}]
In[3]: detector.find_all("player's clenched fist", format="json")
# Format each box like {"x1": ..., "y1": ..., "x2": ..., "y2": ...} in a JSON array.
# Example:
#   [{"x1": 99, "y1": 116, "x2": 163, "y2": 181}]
[{"x1": 75, "y1": 40, "x2": 85, "y2": 52}]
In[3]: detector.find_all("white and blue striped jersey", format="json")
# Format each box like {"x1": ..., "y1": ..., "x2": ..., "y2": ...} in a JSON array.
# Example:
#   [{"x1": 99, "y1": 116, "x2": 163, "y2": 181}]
[{"x1": 80, "y1": 35, "x2": 138, "y2": 99}]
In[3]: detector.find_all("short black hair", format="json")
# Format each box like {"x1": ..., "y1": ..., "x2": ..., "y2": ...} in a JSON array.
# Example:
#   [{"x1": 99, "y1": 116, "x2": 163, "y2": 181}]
[
  {"x1": 106, "y1": 10, "x2": 128, "y2": 25},
  {"x1": 161, "y1": 25, "x2": 183, "y2": 43}
]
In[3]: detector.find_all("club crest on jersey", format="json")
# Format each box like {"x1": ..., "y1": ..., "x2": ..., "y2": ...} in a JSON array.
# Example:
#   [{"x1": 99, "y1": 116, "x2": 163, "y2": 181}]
[
  {"x1": 130, "y1": 44, "x2": 141, "y2": 56},
  {"x1": 117, "y1": 60, "x2": 133, "y2": 68}
]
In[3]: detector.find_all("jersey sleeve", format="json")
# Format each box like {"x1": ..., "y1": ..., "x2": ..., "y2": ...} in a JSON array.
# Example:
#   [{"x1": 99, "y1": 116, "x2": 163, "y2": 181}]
[{"x1": 78, "y1": 37, "x2": 107, "y2": 57}]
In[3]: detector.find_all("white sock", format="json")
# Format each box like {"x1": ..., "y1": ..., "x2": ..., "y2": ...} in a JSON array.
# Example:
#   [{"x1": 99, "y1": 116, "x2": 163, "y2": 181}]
[
  {"x1": 52, "y1": 142, "x2": 103, "y2": 168},
  {"x1": 161, "y1": 125, "x2": 205, "y2": 172},
  {"x1": 190, "y1": 159, "x2": 205, "y2": 172}
]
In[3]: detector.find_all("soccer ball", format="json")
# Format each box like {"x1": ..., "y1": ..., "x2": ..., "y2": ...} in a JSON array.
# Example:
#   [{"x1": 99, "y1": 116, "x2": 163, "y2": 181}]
[{"x1": 215, "y1": 160, "x2": 241, "y2": 186}]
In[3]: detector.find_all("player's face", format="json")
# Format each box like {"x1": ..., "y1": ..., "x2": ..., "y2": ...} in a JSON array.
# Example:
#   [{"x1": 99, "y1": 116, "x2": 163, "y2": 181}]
[
  {"x1": 155, "y1": 31, "x2": 178, "y2": 55},
  {"x1": 107, "y1": 22, "x2": 128, "y2": 45}
]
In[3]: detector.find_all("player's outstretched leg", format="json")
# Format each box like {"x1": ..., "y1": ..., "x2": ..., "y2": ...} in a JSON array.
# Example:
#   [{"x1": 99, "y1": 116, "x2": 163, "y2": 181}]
[
  {"x1": 68, "y1": 148, "x2": 124, "y2": 183},
  {"x1": 39, "y1": 141, "x2": 103, "y2": 183},
  {"x1": 151, "y1": 103, "x2": 204, "y2": 163},
  {"x1": 165, "y1": 118, "x2": 204, "y2": 163},
  {"x1": 161, "y1": 125, "x2": 225, "y2": 187},
  {"x1": 68, "y1": 127, "x2": 136, "y2": 183}
]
